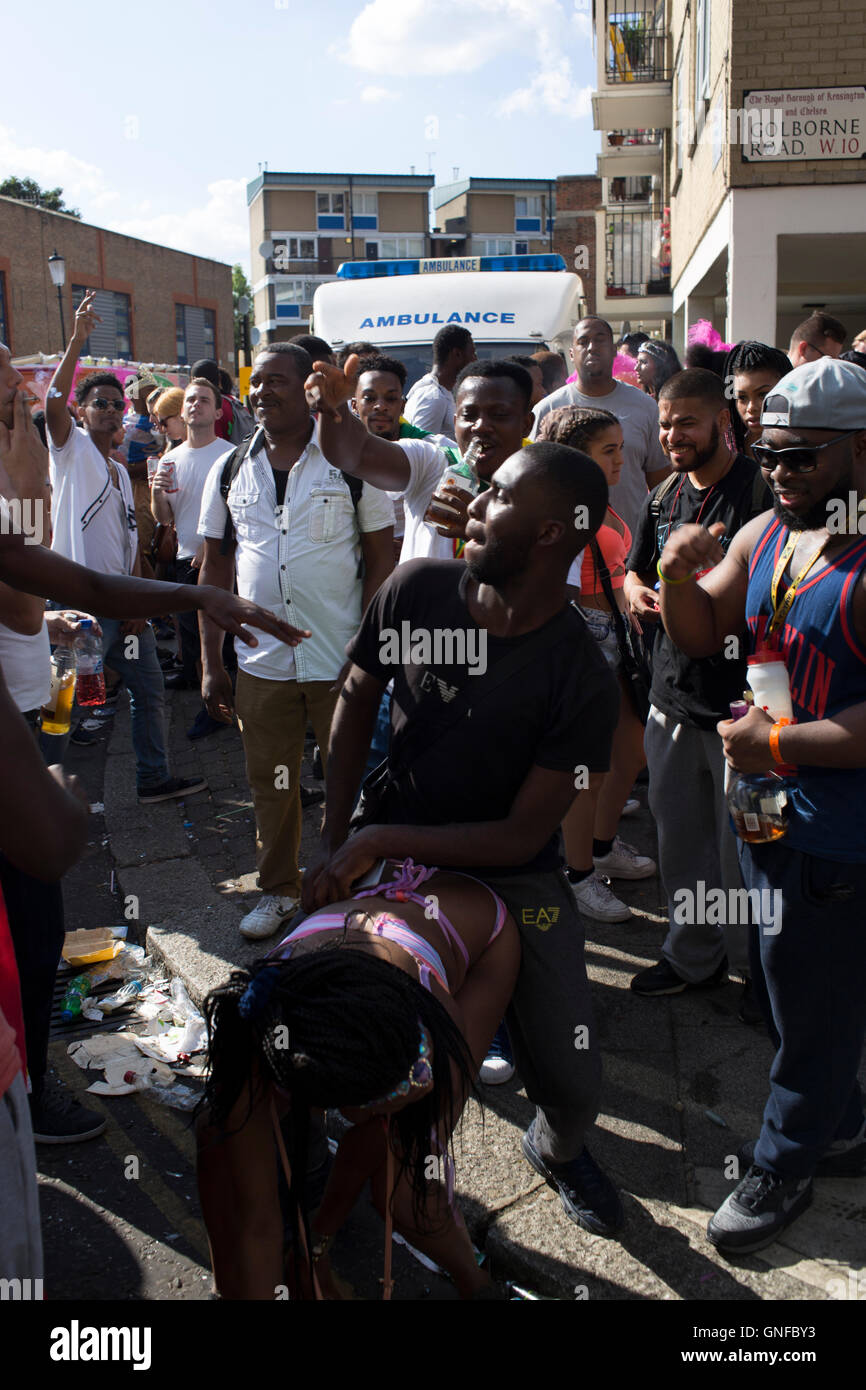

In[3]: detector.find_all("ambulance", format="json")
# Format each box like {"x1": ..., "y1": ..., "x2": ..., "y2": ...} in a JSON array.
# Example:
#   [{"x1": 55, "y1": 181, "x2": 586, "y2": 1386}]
[{"x1": 311, "y1": 253, "x2": 584, "y2": 388}]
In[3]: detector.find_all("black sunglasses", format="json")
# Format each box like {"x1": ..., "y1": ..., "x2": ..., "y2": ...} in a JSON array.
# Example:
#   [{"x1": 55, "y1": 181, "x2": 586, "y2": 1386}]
[
  {"x1": 89, "y1": 397, "x2": 125, "y2": 412},
  {"x1": 752, "y1": 430, "x2": 857, "y2": 474}
]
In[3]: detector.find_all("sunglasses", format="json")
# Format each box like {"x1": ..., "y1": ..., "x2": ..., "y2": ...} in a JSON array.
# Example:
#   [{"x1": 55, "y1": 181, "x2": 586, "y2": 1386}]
[
  {"x1": 752, "y1": 430, "x2": 857, "y2": 474},
  {"x1": 156, "y1": 416, "x2": 179, "y2": 428},
  {"x1": 90, "y1": 397, "x2": 125, "y2": 412}
]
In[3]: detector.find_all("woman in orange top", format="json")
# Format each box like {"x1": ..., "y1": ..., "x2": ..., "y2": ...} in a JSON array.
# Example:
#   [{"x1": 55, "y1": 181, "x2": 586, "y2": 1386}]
[{"x1": 538, "y1": 407, "x2": 656, "y2": 923}]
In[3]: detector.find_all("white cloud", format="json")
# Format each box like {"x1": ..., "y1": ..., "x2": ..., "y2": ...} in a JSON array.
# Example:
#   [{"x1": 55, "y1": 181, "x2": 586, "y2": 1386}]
[
  {"x1": 360, "y1": 84, "x2": 399, "y2": 103},
  {"x1": 0, "y1": 124, "x2": 108, "y2": 204},
  {"x1": 108, "y1": 178, "x2": 248, "y2": 267},
  {"x1": 339, "y1": 0, "x2": 593, "y2": 120}
]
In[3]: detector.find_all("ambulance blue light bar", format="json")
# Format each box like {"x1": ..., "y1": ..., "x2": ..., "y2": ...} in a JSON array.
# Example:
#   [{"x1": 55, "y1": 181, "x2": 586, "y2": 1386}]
[{"x1": 336, "y1": 254, "x2": 567, "y2": 280}]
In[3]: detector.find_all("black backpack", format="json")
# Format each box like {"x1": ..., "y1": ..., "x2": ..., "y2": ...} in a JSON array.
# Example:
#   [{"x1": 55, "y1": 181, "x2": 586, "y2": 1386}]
[{"x1": 218, "y1": 434, "x2": 363, "y2": 555}]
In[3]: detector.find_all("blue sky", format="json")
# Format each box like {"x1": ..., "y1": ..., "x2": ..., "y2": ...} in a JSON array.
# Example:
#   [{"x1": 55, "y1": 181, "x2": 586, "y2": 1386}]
[{"x1": 3, "y1": 0, "x2": 599, "y2": 274}]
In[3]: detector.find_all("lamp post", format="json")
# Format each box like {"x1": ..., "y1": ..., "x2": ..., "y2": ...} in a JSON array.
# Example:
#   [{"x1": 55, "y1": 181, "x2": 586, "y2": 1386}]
[
  {"x1": 237, "y1": 295, "x2": 251, "y2": 367},
  {"x1": 47, "y1": 249, "x2": 67, "y2": 349}
]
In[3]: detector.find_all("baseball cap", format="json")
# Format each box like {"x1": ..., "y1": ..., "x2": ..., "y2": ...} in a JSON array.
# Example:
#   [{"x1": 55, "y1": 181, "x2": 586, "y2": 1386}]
[{"x1": 761, "y1": 357, "x2": 866, "y2": 430}]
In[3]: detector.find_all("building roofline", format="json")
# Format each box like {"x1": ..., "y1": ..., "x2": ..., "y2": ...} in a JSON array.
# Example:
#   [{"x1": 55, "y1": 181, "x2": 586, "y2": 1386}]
[
  {"x1": 0, "y1": 195, "x2": 232, "y2": 270},
  {"x1": 432, "y1": 175, "x2": 559, "y2": 207},
  {"x1": 246, "y1": 171, "x2": 436, "y2": 204}
]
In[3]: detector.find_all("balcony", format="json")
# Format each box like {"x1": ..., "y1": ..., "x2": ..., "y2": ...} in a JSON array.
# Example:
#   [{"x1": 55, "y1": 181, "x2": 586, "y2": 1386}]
[
  {"x1": 592, "y1": 2, "x2": 672, "y2": 131},
  {"x1": 597, "y1": 128, "x2": 664, "y2": 178},
  {"x1": 606, "y1": 174, "x2": 653, "y2": 207},
  {"x1": 598, "y1": 208, "x2": 671, "y2": 317}
]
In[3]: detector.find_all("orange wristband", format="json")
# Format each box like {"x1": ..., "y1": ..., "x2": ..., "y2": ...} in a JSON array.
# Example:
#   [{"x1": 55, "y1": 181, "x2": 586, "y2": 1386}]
[{"x1": 769, "y1": 718, "x2": 793, "y2": 767}]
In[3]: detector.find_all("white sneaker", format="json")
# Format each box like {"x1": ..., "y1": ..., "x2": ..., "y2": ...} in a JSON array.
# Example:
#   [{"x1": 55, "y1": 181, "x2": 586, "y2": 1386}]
[
  {"x1": 620, "y1": 798, "x2": 640, "y2": 817},
  {"x1": 593, "y1": 836, "x2": 657, "y2": 881},
  {"x1": 239, "y1": 894, "x2": 300, "y2": 940},
  {"x1": 571, "y1": 871, "x2": 632, "y2": 922}
]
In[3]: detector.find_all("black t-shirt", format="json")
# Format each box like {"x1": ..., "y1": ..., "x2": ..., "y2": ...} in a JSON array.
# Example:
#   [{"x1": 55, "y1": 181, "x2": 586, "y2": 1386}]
[
  {"x1": 272, "y1": 466, "x2": 289, "y2": 507},
  {"x1": 346, "y1": 559, "x2": 619, "y2": 875},
  {"x1": 627, "y1": 453, "x2": 771, "y2": 729}
]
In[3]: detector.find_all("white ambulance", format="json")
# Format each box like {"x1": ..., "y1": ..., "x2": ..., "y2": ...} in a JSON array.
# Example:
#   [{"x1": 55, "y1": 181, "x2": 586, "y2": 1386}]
[{"x1": 311, "y1": 254, "x2": 584, "y2": 388}]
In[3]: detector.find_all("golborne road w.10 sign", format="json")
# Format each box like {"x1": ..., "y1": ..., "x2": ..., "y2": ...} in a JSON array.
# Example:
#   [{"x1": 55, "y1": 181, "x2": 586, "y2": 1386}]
[{"x1": 742, "y1": 86, "x2": 865, "y2": 160}]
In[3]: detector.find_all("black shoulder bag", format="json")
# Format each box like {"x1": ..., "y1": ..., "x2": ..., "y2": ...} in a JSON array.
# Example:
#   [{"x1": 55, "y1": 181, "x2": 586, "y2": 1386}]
[{"x1": 588, "y1": 538, "x2": 652, "y2": 724}]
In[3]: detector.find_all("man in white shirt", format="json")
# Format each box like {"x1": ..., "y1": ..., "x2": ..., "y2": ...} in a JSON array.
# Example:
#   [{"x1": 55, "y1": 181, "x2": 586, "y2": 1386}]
[
  {"x1": 533, "y1": 317, "x2": 671, "y2": 532},
  {"x1": 197, "y1": 343, "x2": 395, "y2": 940},
  {"x1": 151, "y1": 378, "x2": 234, "y2": 733},
  {"x1": 44, "y1": 292, "x2": 207, "y2": 804},
  {"x1": 404, "y1": 325, "x2": 476, "y2": 437}
]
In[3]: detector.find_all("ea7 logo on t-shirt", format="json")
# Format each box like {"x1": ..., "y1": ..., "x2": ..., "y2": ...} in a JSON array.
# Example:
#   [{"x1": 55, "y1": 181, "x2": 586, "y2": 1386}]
[{"x1": 419, "y1": 670, "x2": 459, "y2": 703}]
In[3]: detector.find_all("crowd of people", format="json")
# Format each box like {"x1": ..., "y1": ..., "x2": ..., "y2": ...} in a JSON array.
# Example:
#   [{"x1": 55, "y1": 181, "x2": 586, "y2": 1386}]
[{"x1": 2, "y1": 293, "x2": 865, "y2": 1301}]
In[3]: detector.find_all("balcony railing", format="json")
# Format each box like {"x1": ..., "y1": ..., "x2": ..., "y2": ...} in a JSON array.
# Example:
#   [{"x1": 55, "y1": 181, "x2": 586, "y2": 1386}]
[
  {"x1": 606, "y1": 128, "x2": 662, "y2": 147},
  {"x1": 608, "y1": 175, "x2": 652, "y2": 203},
  {"x1": 605, "y1": 210, "x2": 670, "y2": 298},
  {"x1": 606, "y1": 3, "x2": 670, "y2": 83}
]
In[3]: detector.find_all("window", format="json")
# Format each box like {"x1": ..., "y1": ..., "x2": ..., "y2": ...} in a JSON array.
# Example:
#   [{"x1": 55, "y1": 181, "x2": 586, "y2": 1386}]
[
  {"x1": 0, "y1": 273, "x2": 8, "y2": 347},
  {"x1": 273, "y1": 237, "x2": 316, "y2": 266},
  {"x1": 352, "y1": 192, "x2": 377, "y2": 216},
  {"x1": 72, "y1": 286, "x2": 133, "y2": 360},
  {"x1": 317, "y1": 192, "x2": 344, "y2": 215},
  {"x1": 173, "y1": 304, "x2": 217, "y2": 365},
  {"x1": 515, "y1": 196, "x2": 542, "y2": 218},
  {"x1": 275, "y1": 281, "x2": 317, "y2": 320},
  {"x1": 471, "y1": 238, "x2": 514, "y2": 256},
  {"x1": 695, "y1": 0, "x2": 711, "y2": 110},
  {"x1": 378, "y1": 236, "x2": 426, "y2": 259},
  {"x1": 674, "y1": 49, "x2": 685, "y2": 170}
]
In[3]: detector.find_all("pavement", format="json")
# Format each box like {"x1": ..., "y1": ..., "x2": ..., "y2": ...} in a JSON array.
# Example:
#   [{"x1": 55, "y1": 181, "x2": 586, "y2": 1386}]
[{"x1": 100, "y1": 682, "x2": 866, "y2": 1303}]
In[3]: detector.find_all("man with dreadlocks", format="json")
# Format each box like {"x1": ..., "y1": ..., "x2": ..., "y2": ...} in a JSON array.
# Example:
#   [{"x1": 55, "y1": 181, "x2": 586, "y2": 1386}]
[{"x1": 197, "y1": 862, "x2": 520, "y2": 1299}]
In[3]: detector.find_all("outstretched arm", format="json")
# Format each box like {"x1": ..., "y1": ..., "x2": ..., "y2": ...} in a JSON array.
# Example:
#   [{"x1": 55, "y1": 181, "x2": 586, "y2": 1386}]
[
  {"x1": 305, "y1": 355, "x2": 411, "y2": 491},
  {"x1": 45, "y1": 290, "x2": 99, "y2": 449}
]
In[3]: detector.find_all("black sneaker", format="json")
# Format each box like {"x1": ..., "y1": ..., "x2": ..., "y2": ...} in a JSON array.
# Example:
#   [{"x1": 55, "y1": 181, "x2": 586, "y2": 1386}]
[
  {"x1": 521, "y1": 1121, "x2": 623, "y2": 1236},
  {"x1": 299, "y1": 783, "x2": 325, "y2": 809},
  {"x1": 737, "y1": 1128, "x2": 866, "y2": 1180},
  {"x1": 707, "y1": 1164, "x2": 813, "y2": 1254},
  {"x1": 29, "y1": 1082, "x2": 106, "y2": 1144},
  {"x1": 630, "y1": 955, "x2": 728, "y2": 997},
  {"x1": 187, "y1": 708, "x2": 227, "y2": 741},
  {"x1": 69, "y1": 722, "x2": 98, "y2": 747},
  {"x1": 138, "y1": 776, "x2": 208, "y2": 804}
]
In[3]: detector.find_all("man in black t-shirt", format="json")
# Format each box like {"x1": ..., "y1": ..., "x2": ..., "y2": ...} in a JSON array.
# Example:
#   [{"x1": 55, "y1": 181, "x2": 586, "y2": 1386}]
[
  {"x1": 624, "y1": 369, "x2": 771, "y2": 1006},
  {"x1": 301, "y1": 425, "x2": 626, "y2": 1237}
]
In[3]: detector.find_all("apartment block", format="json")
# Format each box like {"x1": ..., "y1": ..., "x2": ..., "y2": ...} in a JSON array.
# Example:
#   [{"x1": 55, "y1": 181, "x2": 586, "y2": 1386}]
[
  {"x1": 430, "y1": 177, "x2": 558, "y2": 257},
  {"x1": 0, "y1": 196, "x2": 232, "y2": 366},
  {"x1": 247, "y1": 171, "x2": 434, "y2": 344}
]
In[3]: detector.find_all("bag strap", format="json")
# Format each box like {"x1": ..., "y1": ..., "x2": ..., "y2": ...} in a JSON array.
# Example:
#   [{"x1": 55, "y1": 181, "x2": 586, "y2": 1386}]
[
  {"x1": 386, "y1": 604, "x2": 578, "y2": 786},
  {"x1": 270, "y1": 1095, "x2": 323, "y2": 1301},
  {"x1": 218, "y1": 435, "x2": 256, "y2": 555},
  {"x1": 588, "y1": 537, "x2": 633, "y2": 657},
  {"x1": 648, "y1": 469, "x2": 679, "y2": 528}
]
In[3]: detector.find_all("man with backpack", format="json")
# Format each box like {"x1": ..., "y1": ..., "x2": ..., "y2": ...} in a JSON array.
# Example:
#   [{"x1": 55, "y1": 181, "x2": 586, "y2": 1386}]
[
  {"x1": 197, "y1": 343, "x2": 394, "y2": 941},
  {"x1": 623, "y1": 370, "x2": 771, "y2": 1014}
]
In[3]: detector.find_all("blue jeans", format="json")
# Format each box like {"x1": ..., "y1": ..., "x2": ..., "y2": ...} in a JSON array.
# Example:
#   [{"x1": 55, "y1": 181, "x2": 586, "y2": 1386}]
[
  {"x1": 98, "y1": 618, "x2": 170, "y2": 791},
  {"x1": 741, "y1": 839, "x2": 866, "y2": 1179}
]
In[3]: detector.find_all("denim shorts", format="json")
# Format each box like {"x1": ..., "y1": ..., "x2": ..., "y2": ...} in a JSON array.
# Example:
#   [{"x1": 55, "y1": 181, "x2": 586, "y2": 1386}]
[{"x1": 579, "y1": 605, "x2": 621, "y2": 672}]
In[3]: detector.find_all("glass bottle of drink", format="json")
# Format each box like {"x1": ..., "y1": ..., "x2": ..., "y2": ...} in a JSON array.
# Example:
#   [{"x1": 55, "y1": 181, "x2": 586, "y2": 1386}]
[
  {"x1": 725, "y1": 700, "x2": 790, "y2": 843},
  {"x1": 438, "y1": 437, "x2": 483, "y2": 500},
  {"x1": 40, "y1": 648, "x2": 77, "y2": 735},
  {"x1": 75, "y1": 618, "x2": 106, "y2": 707}
]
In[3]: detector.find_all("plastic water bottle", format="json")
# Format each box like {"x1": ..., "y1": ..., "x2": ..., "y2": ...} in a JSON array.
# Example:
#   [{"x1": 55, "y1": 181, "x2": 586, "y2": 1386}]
[
  {"x1": 61, "y1": 974, "x2": 92, "y2": 1023},
  {"x1": 75, "y1": 618, "x2": 106, "y2": 707}
]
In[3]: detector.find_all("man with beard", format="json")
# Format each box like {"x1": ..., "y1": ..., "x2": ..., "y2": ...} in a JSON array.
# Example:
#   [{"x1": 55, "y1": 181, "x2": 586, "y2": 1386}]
[
  {"x1": 657, "y1": 358, "x2": 866, "y2": 1254},
  {"x1": 624, "y1": 370, "x2": 771, "y2": 1011},
  {"x1": 300, "y1": 406, "x2": 626, "y2": 1235}
]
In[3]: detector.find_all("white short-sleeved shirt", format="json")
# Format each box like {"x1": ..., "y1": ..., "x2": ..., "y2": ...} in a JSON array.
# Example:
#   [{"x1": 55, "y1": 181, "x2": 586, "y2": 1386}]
[
  {"x1": 404, "y1": 374, "x2": 456, "y2": 437},
  {"x1": 48, "y1": 425, "x2": 137, "y2": 576},
  {"x1": 160, "y1": 437, "x2": 235, "y2": 559},
  {"x1": 198, "y1": 420, "x2": 394, "y2": 682},
  {"x1": 533, "y1": 379, "x2": 667, "y2": 535},
  {"x1": 389, "y1": 437, "x2": 459, "y2": 563}
]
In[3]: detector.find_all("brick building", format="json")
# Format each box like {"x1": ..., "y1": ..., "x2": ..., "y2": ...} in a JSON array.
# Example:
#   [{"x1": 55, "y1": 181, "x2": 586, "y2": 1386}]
[
  {"x1": 590, "y1": 0, "x2": 866, "y2": 349},
  {"x1": 552, "y1": 174, "x2": 602, "y2": 318},
  {"x1": 0, "y1": 196, "x2": 233, "y2": 365}
]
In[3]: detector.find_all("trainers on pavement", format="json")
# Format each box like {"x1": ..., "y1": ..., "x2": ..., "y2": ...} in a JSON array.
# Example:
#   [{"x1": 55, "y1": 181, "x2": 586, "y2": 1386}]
[
  {"x1": 479, "y1": 1022, "x2": 515, "y2": 1085},
  {"x1": 631, "y1": 955, "x2": 728, "y2": 996},
  {"x1": 239, "y1": 894, "x2": 300, "y2": 940},
  {"x1": 707, "y1": 1164, "x2": 813, "y2": 1255},
  {"x1": 738, "y1": 1123, "x2": 866, "y2": 1180},
  {"x1": 29, "y1": 1081, "x2": 106, "y2": 1144},
  {"x1": 521, "y1": 1121, "x2": 623, "y2": 1236},
  {"x1": 138, "y1": 776, "x2": 208, "y2": 803},
  {"x1": 594, "y1": 836, "x2": 656, "y2": 880},
  {"x1": 571, "y1": 870, "x2": 632, "y2": 923}
]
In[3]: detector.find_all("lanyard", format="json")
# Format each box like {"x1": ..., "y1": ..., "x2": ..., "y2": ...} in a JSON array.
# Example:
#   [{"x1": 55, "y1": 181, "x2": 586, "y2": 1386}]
[{"x1": 768, "y1": 531, "x2": 829, "y2": 636}]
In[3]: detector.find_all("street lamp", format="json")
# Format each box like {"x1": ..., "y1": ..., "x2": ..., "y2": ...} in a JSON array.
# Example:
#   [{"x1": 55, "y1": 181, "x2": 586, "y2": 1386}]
[
  {"x1": 47, "y1": 249, "x2": 66, "y2": 348},
  {"x1": 237, "y1": 294, "x2": 252, "y2": 367}
]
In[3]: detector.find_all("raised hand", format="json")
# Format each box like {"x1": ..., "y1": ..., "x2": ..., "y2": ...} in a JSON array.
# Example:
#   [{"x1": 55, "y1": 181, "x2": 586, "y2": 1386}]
[
  {"x1": 304, "y1": 353, "x2": 360, "y2": 422},
  {"x1": 659, "y1": 522, "x2": 726, "y2": 582},
  {"x1": 72, "y1": 289, "x2": 102, "y2": 345}
]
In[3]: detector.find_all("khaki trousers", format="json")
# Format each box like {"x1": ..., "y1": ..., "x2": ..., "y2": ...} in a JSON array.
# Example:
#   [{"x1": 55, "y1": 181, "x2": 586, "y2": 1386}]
[{"x1": 235, "y1": 670, "x2": 338, "y2": 898}]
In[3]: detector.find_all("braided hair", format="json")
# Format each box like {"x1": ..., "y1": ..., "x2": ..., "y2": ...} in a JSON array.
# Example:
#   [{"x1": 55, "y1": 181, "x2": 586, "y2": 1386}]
[
  {"x1": 198, "y1": 937, "x2": 478, "y2": 1241},
  {"x1": 723, "y1": 341, "x2": 792, "y2": 453},
  {"x1": 536, "y1": 405, "x2": 620, "y2": 452}
]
